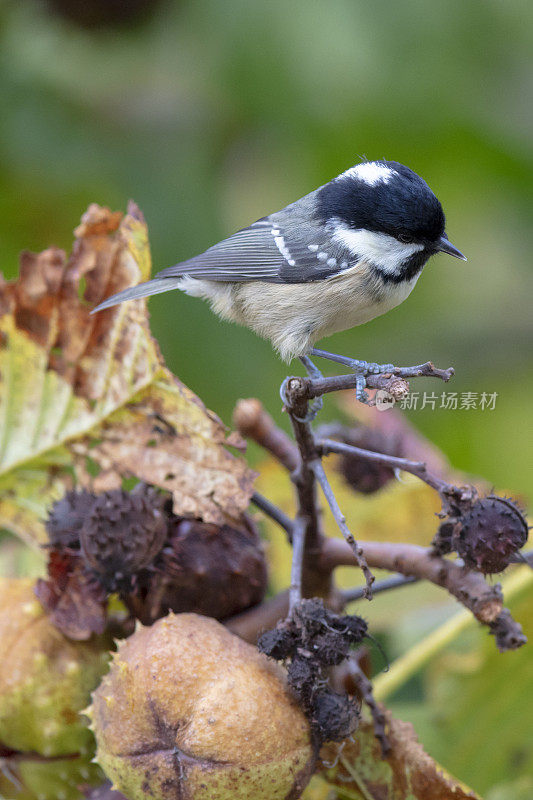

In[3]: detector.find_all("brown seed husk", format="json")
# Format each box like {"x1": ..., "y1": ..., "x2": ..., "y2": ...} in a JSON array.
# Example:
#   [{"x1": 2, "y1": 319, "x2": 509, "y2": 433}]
[{"x1": 90, "y1": 613, "x2": 315, "y2": 800}]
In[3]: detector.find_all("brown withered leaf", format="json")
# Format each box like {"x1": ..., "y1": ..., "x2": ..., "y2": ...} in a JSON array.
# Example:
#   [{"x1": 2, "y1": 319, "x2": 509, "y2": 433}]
[
  {"x1": 317, "y1": 708, "x2": 480, "y2": 800},
  {"x1": 35, "y1": 550, "x2": 108, "y2": 640},
  {"x1": 0, "y1": 202, "x2": 254, "y2": 546}
]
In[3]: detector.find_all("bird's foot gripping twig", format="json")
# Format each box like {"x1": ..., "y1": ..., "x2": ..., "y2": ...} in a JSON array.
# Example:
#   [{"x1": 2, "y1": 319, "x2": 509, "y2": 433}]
[
  {"x1": 280, "y1": 355, "x2": 325, "y2": 422},
  {"x1": 310, "y1": 347, "x2": 400, "y2": 402}
]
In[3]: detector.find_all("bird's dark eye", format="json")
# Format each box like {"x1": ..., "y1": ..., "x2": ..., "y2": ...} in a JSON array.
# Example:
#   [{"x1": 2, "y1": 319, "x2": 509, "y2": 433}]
[{"x1": 398, "y1": 233, "x2": 413, "y2": 244}]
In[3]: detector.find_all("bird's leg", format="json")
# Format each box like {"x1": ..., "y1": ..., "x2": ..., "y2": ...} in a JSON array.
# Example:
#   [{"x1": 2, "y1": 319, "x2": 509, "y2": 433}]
[
  {"x1": 279, "y1": 356, "x2": 324, "y2": 422},
  {"x1": 309, "y1": 347, "x2": 396, "y2": 402}
]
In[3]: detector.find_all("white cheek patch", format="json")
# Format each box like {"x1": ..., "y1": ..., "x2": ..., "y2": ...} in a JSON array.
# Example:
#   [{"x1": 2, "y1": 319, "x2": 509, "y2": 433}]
[
  {"x1": 337, "y1": 162, "x2": 394, "y2": 186},
  {"x1": 332, "y1": 225, "x2": 424, "y2": 275}
]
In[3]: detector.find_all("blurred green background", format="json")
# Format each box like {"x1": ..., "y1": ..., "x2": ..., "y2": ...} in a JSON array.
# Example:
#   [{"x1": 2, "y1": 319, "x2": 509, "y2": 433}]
[
  {"x1": 0, "y1": 0, "x2": 531, "y2": 796},
  {"x1": 1, "y1": 0, "x2": 532, "y2": 494}
]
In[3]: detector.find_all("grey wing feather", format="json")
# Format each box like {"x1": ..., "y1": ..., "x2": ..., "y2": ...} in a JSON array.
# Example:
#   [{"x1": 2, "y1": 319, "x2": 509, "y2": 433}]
[
  {"x1": 91, "y1": 278, "x2": 182, "y2": 312},
  {"x1": 91, "y1": 215, "x2": 347, "y2": 313},
  {"x1": 155, "y1": 222, "x2": 290, "y2": 283}
]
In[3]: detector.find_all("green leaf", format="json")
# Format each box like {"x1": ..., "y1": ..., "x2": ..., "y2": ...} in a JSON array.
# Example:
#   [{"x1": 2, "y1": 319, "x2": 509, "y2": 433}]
[{"x1": 385, "y1": 569, "x2": 533, "y2": 795}]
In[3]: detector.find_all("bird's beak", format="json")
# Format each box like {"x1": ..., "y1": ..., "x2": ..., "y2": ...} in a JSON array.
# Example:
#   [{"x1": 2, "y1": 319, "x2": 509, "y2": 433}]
[{"x1": 437, "y1": 235, "x2": 467, "y2": 261}]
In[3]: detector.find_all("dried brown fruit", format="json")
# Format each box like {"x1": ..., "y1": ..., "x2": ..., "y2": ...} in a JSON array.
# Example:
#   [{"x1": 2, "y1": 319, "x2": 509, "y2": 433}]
[
  {"x1": 0, "y1": 578, "x2": 111, "y2": 756},
  {"x1": 45, "y1": 490, "x2": 97, "y2": 549},
  {"x1": 453, "y1": 495, "x2": 528, "y2": 574},
  {"x1": 259, "y1": 599, "x2": 366, "y2": 744},
  {"x1": 310, "y1": 689, "x2": 360, "y2": 743},
  {"x1": 35, "y1": 549, "x2": 108, "y2": 640},
  {"x1": 134, "y1": 516, "x2": 268, "y2": 622},
  {"x1": 89, "y1": 613, "x2": 315, "y2": 800},
  {"x1": 79, "y1": 485, "x2": 167, "y2": 592},
  {"x1": 329, "y1": 425, "x2": 404, "y2": 494}
]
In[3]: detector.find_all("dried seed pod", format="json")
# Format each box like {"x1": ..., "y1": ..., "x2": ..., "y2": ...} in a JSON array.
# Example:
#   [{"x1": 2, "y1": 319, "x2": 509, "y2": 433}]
[
  {"x1": 80, "y1": 485, "x2": 167, "y2": 592},
  {"x1": 257, "y1": 627, "x2": 297, "y2": 661},
  {"x1": 335, "y1": 426, "x2": 404, "y2": 494},
  {"x1": 310, "y1": 689, "x2": 360, "y2": 743},
  {"x1": 143, "y1": 516, "x2": 268, "y2": 621},
  {"x1": 333, "y1": 614, "x2": 368, "y2": 645},
  {"x1": 0, "y1": 578, "x2": 111, "y2": 756},
  {"x1": 89, "y1": 613, "x2": 315, "y2": 800},
  {"x1": 286, "y1": 656, "x2": 321, "y2": 706},
  {"x1": 310, "y1": 632, "x2": 350, "y2": 666},
  {"x1": 453, "y1": 495, "x2": 528, "y2": 574},
  {"x1": 46, "y1": 489, "x2": 97, "y2": 549}
]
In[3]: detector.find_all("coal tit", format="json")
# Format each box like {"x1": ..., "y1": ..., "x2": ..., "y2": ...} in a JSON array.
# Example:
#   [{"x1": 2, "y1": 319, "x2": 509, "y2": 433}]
[{"x1": 93, "y1": 160, "x2": 465, "y2": 370}]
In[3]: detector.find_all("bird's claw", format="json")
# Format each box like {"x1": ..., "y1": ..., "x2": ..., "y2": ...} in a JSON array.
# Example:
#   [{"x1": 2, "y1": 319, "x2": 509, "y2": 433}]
[
  {"x1": 355, "y1": 373, "x2": 369, "y2": 403},
  {"x1": 345, "y1": 360, "x2": 396, "y2": 403},
  {"x1": 280, "y1": 377, "x2": 323, "y2": 422}
]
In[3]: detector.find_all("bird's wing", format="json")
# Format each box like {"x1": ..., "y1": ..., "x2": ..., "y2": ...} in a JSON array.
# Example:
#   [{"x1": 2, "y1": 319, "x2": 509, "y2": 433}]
[
  {"x1": 91, "y1": 218, "x2": 352, "y2": 313},
  {"x1": 155, "y1": 218, "x2": 344, "y2": 284}
]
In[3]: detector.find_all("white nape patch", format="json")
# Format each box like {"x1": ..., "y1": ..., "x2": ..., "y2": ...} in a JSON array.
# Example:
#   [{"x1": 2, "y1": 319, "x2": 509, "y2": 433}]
[
  {"x1": 337, "y1": 161, "x2": 394, "y2": 186},
  {"x1": 332, "y1": 224, "x2": 424, "y2": 276},
  {"x1": 272, "y1": 230, "x2": 295, "y2": 267}
]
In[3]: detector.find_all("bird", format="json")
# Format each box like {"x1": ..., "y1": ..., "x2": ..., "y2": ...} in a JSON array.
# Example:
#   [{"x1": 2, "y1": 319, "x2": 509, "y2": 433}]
[{"x1": 92, "y1": 159, "x2": 465, "y2": 401}]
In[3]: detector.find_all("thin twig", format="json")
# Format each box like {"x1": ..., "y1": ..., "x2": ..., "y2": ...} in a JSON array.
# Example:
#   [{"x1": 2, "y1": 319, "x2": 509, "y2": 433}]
[
  {"x1": 312, "y1": 459, "x2": 374, "y2": 597},
  {"x1": 251, "y1": 491, "x2": 294, "y2": 539},
  {"x1": 317, "y1": 436, "x2": 475, "y2": 505},
  {"x1": 306, "y1": 361, "x2": 454, "y2": 400},
  {"x1": 347, "y1": 659, "x2": 390, "y2": 756},
  {"x1": 289, "y1": 517, "x2": 306, "y2": 612},
  {"x1": 342, "y1": 574, "x2": 418, "y2": 603}
]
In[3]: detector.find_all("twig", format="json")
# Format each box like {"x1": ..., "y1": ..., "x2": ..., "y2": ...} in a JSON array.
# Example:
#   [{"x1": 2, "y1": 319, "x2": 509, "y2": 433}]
[
  {"x1": 305, "y1": 361, "x2": 454, "y2": 400},
  {"x1": 289, "y1": 518, "x2": 306, "y2": 612},
  {"x1": 320, "y1": 538, "x2": 525, "y2": 649},
  {"x1": 285, "y1": 397, "x2": 324, "y2": 557},
  {"x1": 236, "y1": 396, "x2": 332, "y2": 598},
  {"x1": 312, "y1": 459, "x2": 374, "y2": 597},
  {"x1": 317, "y1": 437, "x2": 475, "y2": 507},
  {"x1": 225, "y1": 591, "x2": 289, "y2": 643},
  {"x1": 347, "y1": 659, "x2": 390, "y2": 756},
  {"x1": 233, "y1": 399, "x2": 299, "y2": 471},
  {"x1": 251, "y1": 491, "x2": 294, "y2": 539},
  {"x1": 342, "y1": 574, "x2": 418, "y2": 603}
]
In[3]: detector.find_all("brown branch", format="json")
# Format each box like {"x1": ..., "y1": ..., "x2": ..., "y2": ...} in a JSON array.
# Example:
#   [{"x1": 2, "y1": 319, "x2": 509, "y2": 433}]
[
  {"x1": 320, "y1": 539, "x2": 502, "y2": 622},
  {"x1": 284, "y1": 381, "x2": 373, "y2": 597},
  {"x1": 225, "y1": 591, "x2": 289, "y2": 643},
  {"x1": 226, "y1": 540, "x2": 526, "y2": 650},
  {"x1": 235, "y1": 397, "x2": 332, "y2": 599},
  {"x1": 289, "y1": 517, "x2": 306, "y2": 612},
  {"x1": 233, "y1": 398, "x2": 298, "y2": 471}
]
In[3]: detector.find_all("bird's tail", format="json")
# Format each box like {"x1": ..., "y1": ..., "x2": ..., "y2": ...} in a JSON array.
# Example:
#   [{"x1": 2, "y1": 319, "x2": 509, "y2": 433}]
[{"x1": 91, "y1": 277, "x2": 182, "y2": 314}]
